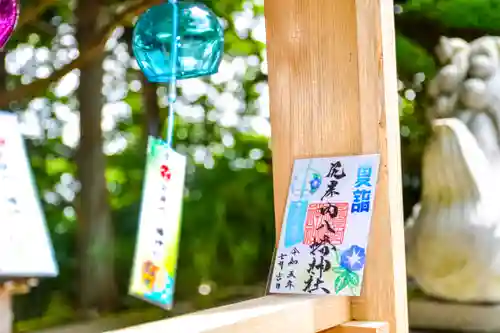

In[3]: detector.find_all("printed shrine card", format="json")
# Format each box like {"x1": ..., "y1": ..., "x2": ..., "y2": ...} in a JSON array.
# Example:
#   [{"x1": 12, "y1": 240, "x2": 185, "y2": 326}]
[{"x1": 269, "y1": 154, "x2": 380, "y2": 296}]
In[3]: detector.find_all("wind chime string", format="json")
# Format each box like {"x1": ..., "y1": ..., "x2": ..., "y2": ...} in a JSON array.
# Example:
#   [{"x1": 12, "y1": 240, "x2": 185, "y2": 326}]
[{"x1": 165, "y1": 0, "x2": 179, "y2": 148}]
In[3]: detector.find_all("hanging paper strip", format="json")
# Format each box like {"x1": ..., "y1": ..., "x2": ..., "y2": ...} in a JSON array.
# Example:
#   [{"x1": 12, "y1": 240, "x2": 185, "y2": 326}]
[
  {"x1": 129, "y1": 137, "x2": 186, "y2": 309},
  {"x1": 0, "y1": 111, "x2": 58, "y2": 278},
  {"x1": 268, "y1": 154, "x2": 380, "y2": 296}
]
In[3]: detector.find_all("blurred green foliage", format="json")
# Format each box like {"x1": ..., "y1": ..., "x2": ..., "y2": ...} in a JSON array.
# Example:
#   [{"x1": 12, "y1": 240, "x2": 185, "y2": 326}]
[{"x1": 404, "y1": 0, "x2": 500, "y2": 30}]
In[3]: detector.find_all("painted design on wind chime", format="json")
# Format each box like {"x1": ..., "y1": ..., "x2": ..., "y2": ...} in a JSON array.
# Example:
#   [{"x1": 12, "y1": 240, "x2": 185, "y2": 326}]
[
  {"x1": 142, "y1": 260, "x2": 159, "y2": 289},
  {"x1": 128, "y1": 0, "x2": 224, "y2": 310}
]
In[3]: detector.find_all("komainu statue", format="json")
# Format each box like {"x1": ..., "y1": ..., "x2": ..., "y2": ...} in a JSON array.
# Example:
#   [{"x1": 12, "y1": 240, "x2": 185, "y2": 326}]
[{"x1": 406, "y1": 36, "x2": 500, "y2": 303}]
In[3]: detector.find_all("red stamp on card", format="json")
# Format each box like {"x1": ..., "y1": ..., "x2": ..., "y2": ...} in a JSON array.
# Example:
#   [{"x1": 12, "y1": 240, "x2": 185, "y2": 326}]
[{"x1": 303, "y1": 202, "x2": 349, "y2": 245}]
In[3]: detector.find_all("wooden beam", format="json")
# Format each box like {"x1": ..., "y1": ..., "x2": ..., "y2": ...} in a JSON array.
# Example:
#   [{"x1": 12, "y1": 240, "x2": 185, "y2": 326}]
[
  {"x1": 105, "y1": 295, "x2": 350, "y2": 333},
  {"x1": 323, "y1": 321, "x2": 389, "y2": 333},
  {"x1": 321, "y1": 321, "x2": 389, "y2": 333},
  {"x1": 264, "y1": 0, "x2": 408, "y2": 332}
]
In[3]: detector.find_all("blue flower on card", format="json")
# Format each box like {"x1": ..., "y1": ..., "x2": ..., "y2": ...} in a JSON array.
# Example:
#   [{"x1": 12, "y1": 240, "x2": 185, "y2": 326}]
[
  {"x1": 340, "y1": 245, "x2": 366, "y2": 272},
  {"x1": 309, "y1": 173, "x2": 322, "y2": 193}
]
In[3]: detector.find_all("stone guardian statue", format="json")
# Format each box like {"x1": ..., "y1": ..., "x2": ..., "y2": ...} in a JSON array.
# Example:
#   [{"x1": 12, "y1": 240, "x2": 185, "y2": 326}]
[{"x1": 407, "y1": 36, "x2": 500, "y2": 303}]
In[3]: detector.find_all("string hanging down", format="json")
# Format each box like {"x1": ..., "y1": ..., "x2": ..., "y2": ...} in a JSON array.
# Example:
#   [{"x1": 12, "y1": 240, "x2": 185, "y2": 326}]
[{"x1": 165, "y1": 0, "x2": 179, "y2": 148}]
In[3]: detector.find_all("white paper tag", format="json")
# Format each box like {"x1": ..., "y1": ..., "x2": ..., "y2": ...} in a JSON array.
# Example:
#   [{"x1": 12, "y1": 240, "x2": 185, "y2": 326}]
[
  {"x1": 129, "y1": 136, "x2": 186, "y2": 309},
  {"x1": 0, "y1": 111, "x2": 58, "y2": 278}
]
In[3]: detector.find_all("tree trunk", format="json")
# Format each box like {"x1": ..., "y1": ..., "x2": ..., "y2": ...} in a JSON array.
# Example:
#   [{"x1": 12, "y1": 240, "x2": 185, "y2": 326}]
[
  {"x1": 141, "y1": 74, "x2": 161, "y2": 139},
  {"x1": 75, "y1": 0, "x2": 117, "y2": 314},
  {"x1": 123, "y1": 25, "x2": 161, "y2": 143},
  {"x1": 0, "y1": 51, "x2": 8, "y2": 110}
]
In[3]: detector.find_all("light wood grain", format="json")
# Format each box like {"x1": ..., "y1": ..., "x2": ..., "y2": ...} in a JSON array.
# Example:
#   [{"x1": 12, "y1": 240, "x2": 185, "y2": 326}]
[
  {"x1": 350, "y1": 2, "x2": 408, "y2": 333},
  {"x1": 323, "y1": 321, "x2": 389, "y2": 333},
  {"x1": 266, "y1": 0, "x2": 362, "y2": 239},
  {"x1": 105, "y1": 295, "x2": 350, "y2": 333},
  {"x1": 265, "y1": 0, "x2": 407, "y2": 332},
  {"x1": 0, "y1": 289, "x2": 11, "y2": 333}
]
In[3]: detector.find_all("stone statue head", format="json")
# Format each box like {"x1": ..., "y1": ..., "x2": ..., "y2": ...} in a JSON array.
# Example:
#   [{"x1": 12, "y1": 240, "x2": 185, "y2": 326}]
[{"x1": 427, "y1": 36, "x2": 500, "y2": 163}]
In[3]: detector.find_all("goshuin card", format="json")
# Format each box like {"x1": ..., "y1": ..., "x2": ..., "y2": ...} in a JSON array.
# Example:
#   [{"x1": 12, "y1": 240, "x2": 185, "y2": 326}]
[
  {"x1": 268, "y1": 154, "x2": 380, "y2": 296},
  {"x1": 0, "y1": 111, "x2": 58, "y2": 278},
  {"x1": 129, "y1": 136, "x2": 186, "y2": 309}
]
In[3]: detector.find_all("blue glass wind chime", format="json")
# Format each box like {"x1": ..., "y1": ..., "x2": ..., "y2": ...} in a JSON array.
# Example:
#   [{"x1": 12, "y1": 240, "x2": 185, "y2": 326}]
[
  {"x1": 128, "y1": 0, "x2": 223, "y2": 309},
  {"x1": 133, "y1": 0, "x2": 224, "y2": 145}
]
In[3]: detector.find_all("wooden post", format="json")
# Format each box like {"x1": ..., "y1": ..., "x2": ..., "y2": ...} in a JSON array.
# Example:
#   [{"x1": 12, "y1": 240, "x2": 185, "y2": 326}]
[
  {"x1": 264, "y1": 0, "x2": 408, "y2": 333},
  {"x1": 0, "y1": 288, "x2": 12, "y2": 333},
  {"x1": 0, "y1": 280, "x2": 37, "y2": 333}
]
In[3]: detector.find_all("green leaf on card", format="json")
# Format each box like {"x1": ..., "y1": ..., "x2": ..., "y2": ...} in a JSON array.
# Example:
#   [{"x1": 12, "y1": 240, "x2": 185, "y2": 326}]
[
  {"x1": 334, "y1": 274, "x2": 349, "y2": 294},
  {"x1": 333, "y1": 267, "x2": 345, "y2": 274},
  {"x1": 347, "y1": 270, "x2": 360, "y2": 286}
]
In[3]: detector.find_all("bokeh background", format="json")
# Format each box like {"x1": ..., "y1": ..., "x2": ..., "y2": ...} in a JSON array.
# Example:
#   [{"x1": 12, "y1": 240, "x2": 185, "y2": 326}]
[{"x1": 0, "y1": 0, "x2": 486, "y2": 331}]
